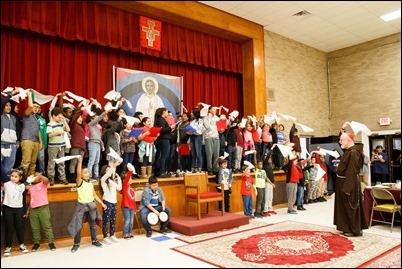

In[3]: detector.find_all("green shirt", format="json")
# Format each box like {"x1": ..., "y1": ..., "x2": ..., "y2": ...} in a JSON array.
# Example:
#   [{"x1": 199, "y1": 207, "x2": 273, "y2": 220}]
[
  {"x1": 37, "y1": 114, "x2": 47, "y2": 149},
  {"x1": 255, "y1": 168, "x2": 267, "y2": 188}
]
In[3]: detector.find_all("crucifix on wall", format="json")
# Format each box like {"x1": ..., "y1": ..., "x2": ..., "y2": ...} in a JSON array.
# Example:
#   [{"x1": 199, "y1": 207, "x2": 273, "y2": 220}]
[{"x1": 140, "y1": 16, "x2": 162, "y2": 51}]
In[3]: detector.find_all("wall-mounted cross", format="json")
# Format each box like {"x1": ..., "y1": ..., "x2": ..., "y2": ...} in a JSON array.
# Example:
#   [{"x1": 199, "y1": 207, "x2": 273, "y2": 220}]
[{"x1": 142, "y1": 20, "x2": 160, "y2": 47}]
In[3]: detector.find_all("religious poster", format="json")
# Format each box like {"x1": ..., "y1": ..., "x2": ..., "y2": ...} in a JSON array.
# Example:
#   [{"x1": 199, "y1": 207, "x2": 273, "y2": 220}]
[
  {"x1": 114, "y1": 66, "x2": 183, "y2": 122},
  {"x1": 140, "y1": 16, "x2": 161, "y2": 51}
]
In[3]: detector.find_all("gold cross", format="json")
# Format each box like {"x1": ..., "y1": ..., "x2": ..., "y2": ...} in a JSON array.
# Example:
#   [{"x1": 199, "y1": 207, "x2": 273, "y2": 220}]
[{"x1": 142, "y1": 20, "x2": 160, "y2": 47}]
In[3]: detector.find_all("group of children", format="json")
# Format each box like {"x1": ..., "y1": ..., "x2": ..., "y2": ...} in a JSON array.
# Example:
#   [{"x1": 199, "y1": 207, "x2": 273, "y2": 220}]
[
  {"x1": 1, "y1": 153, "x2": 172, "y2": 256},
  {"x1": 215, "y1": 152, "x2": 277, "y2": 219}
]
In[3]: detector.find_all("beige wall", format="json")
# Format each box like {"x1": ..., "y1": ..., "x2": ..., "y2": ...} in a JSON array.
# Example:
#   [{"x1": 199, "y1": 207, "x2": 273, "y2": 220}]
[{"x1": 265, "y1": 31, "x2": 401, "y2": 138}]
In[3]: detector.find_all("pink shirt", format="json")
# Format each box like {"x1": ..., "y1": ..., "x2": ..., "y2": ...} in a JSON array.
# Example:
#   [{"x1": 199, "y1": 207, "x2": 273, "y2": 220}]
[
  {"x1": 28, "y1": 182, "x2": 49, "y2": 208},
  {"x1": 261, "y1": 130, "x2": 272, "y2": 143}
]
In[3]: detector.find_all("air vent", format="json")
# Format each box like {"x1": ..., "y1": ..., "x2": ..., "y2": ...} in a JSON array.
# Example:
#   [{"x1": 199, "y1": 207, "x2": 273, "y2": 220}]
[
  {"x1": 292, "y1": 10, "x2": 311, "y2": 17},
  {"x1": 267, "y1": 87, "x2": 275, "y2": 101}
]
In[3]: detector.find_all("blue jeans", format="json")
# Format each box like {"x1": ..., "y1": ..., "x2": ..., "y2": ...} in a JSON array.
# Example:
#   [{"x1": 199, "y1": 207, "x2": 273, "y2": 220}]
[
  {"x1": 122, "y1": 207, "x2": 135, "y2": 235},
  {"x1": 74, "y1": 212, "x2": 97, "y2": 244},
  {"x1": 242, "y1": 195, "x2": 253, "y2": 216},
  {"x1": 122, "y1": 152, "x2": 135, "y2": 170},
  {"x1": 87, "y1": 141, "x2": 101, "y2": 178},
  {"x1": 140, "y1": 205, "x2": 171, "y2": 232},
  {"x1": 1, "y1": 143, "x2": 17, "y2": 182},
  {"x1": 190, "y1": 135, "x2": 203, "y2": 170},
  {"x1": 296, "y1": 185, "x2": 305, "y2": 206}
]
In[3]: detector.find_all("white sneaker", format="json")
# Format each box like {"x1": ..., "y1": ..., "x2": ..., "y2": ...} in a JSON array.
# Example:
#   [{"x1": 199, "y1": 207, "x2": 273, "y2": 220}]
[
  {"x1": 110, "y1": 235, "x2": 119, "y2": 243},
  {"x1": 4, "y1": 247, "x2": 11, "y2": 257},
  {"x1": 19, "y1": 244, "x2": 28, "y2": 254},
  {"x1": 103, "y1": 237, "x2": 112, "y2": 245}
]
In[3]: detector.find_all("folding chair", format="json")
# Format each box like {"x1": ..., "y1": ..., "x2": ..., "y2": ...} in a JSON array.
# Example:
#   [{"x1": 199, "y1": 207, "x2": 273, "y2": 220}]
[{"x1": 369, "y1": 187, "x2": 401, "y2": 232}]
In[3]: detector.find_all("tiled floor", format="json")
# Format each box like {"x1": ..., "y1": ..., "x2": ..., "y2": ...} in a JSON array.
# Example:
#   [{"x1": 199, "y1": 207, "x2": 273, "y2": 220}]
[{"x1": 2, "y1": 195, "x2": 400, "y2": 268}]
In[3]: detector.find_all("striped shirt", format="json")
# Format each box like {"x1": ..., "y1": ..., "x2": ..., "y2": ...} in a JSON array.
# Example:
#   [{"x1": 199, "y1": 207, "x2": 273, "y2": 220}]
[{"x1": 47, "y1": 120, "x2": 66, "y2": 147}]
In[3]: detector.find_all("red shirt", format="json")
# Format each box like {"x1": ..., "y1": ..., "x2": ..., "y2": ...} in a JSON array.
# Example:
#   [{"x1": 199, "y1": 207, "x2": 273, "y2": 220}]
[
  {"x1": 120, "y1": 170, "x2": 137, "y2": 211},
  {"x1": 240, "y1": 174, "x2": 254, "y2": 195}
]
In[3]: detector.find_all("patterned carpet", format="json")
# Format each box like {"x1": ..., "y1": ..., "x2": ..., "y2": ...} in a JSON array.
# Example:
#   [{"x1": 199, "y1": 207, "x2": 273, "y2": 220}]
[
  {"x1": 359, "y1": 245, "x2": 401, "y2": 268},
  {"x1": 172, "y1": 220, "x2": 401, "y2": 268}
]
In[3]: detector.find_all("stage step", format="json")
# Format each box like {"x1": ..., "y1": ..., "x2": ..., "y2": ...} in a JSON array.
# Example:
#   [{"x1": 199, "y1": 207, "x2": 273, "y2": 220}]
[{"x1": 169, "y1": 211, "x2": 249, "y2": 236}]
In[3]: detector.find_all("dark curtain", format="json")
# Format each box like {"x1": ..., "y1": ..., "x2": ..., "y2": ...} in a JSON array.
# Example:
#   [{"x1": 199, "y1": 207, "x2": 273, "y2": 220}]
[{"x1": 1, "y1": 1, "x2": 242, "y2": 115}]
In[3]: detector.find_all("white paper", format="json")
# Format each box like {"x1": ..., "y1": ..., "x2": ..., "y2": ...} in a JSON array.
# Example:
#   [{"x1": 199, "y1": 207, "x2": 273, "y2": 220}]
[
  {"x1": 54, "y1": 155, "x2": 81, "y2": 164},
  {"x1": 278, "y1": 112, "x2": 297, "y2": 122},
  {"x1": 316, "y1": 164, "x2": 326, "y2": 181},
  {"x1": 239, "y1": 118, "x2": 248, "y2": 128},
  {"x1": 104, "y1": 90, "x2": 121, "y2": 101},
  {"x1": 321, "y1": 148, "x2": 340, "y2": 158},
  {"x1": 63, "y1": 103, "x2": 75, "y2": 109},
  {"x1": 104, "y1": 102, "x2": 119, "y2": 112},
  {"x1": 229, "y1": 110, "x2": 239, "y2": 119},
  {"x1": 247, "y1": 115, "x2": 257, "y2": 125},
  {"x1": 198, "y1": 102, "x2": 210, "y2": 117},
  {"x1": 121, "y1": 115, "x2": 140, "y2": 126},
  {"x1": 295, "y1": 122, "x2": 314, "y2": 133},
  {"x1": 270, "y1": 111, "x2": 280, "y2": 123},
  {"x1": 125, "y1": 99, "x2": 133, "y2": 109},
  {"x1": 26, "y1": 175, "x2": 36, "y2": 184},
  {"x1": 263, "y1": 114, "x2": 275, "y2": 124},
  {"x1": 32, "y1": 90, "x2": 54, "y2": 105},
  {"x1": 49, "y1": 95, "x2": 59, "y2": 110},
  {"x1": 243, "y1": 160, "x2": 255, "y2": 170},
  {"x1": 220, "y1": 152, "x2": 229, "y2": 159},
  {"x1": 107, "y1": 147, "x2": 123, "y2": 162},
  {"x1": 284, "y1": 142, "x2": 295, "y2": 148},
  {"x1": 127, "y1": 163, "x2": 136, "y2": 173},
  {"x1": 220, "y1": 105, "x2": 229, "y2": 112},
  {"x1": 62, "y1": 96, "x2": 74, "y2": 103},
  {"x1": 9, "y1": 87, "x2": 29, "y2": 103},
  {"x1": 1, "y1": 148, "x2": 12, "y2": 157},
  {"x1": 274, "y1": 144, "x2": 296, "y2": 160},
  {"x1": 3, "y1": 87, "x2": 13, "y2": 93},
  {"x1": 64, "y1": 132, "x2": 71, "y2": 149},
  {"x1": 65, "y1": 91, "x2": 87, "y2": 103},
  {"x1": 244, "y1": 150, "x2": 256, "y2": 156},
  {"x1": 349, "y1": 121, "x2": 372, "y2": 136}
]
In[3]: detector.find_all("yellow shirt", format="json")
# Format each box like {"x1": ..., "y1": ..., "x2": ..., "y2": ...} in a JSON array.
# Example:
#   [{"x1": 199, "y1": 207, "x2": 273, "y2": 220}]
[{"x1": 77, "y1": 180, "x2": 94, "y2": 204}]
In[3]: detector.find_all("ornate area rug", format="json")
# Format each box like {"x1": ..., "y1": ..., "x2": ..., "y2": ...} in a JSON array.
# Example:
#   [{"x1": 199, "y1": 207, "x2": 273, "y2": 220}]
[
  {"x1": 172, "y1": 221, "x2": 401, "y2": 268},
  {"x1": 176, "y1": 220, "x2": 271, "y2": 244},
  {"x1": 359, "y1": 245, "x2": 401, "y2": 268}
]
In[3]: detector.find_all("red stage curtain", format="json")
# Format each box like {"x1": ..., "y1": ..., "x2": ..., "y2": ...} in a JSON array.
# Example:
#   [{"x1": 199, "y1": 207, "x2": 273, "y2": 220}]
[
  {"x1": 1, "y1": 1, "x2": 243, "y2": 115},
  {"x1": 1, "y1": 1, "x2": 242, "y2": 73}
]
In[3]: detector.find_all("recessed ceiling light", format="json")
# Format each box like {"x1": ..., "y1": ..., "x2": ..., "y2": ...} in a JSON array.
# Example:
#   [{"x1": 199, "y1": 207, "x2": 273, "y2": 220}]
[{"x1": 380, "y1": 9, "x2": 401, "y2": 21}]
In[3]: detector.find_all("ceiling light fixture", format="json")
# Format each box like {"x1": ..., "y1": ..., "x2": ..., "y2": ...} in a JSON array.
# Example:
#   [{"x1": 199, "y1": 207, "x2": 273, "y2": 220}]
[
  {"x1": 292, "y1": 10, "x2": 311, "y2": 17},
  {"x1": 380, "y1": 9, "x2": 401, "y2": 21}
]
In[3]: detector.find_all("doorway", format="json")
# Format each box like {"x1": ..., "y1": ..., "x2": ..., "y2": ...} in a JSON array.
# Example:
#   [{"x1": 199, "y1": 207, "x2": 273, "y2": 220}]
[{"x1": 370, "y1": 134, "x2": 401, "y2": 183}]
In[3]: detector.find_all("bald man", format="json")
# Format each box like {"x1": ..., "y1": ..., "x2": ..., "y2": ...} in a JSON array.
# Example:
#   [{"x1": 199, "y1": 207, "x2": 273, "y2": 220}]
[{"x1": 334, "y1": 129, "x2": 368, "y2": 237}]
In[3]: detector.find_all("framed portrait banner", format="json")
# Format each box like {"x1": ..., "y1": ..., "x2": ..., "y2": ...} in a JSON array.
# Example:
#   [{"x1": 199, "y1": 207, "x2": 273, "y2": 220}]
[{"x1": 114, "y1": 66, "x2": 183, "y2": 122}]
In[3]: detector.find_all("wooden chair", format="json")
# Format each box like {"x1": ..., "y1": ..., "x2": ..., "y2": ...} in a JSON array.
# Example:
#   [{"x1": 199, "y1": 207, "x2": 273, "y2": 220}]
[
  {"x1": 184, "y1": 172, "x2": 225, "y2": 220},
  {"x1": 369, "y1": 187, "x2": 401, "y2": 232}
]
